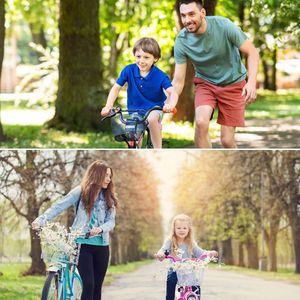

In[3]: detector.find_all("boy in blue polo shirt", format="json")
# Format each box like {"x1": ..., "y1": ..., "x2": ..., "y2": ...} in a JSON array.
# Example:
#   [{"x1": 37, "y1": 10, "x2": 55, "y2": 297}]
[{"x1": 101, "y1": 37, "x2": 178, "y2": 148}]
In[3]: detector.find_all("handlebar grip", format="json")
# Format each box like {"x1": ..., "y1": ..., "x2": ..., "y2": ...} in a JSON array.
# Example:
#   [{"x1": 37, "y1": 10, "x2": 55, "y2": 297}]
[{"x1": 162, "y1": 107, "x2": 177, "y2": 114}]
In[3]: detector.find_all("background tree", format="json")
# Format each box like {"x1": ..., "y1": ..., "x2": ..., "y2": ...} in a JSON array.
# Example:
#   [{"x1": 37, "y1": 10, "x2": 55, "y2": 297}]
[
  {"x1": 48, "y1": 0, "x2": 105, "y2": 132},
  {"x1": 0, "y1": 0, "x2": 5, "y2": 141},
  {"x1": 0, "y1": 150, "x2": 88, "y2": 275}
]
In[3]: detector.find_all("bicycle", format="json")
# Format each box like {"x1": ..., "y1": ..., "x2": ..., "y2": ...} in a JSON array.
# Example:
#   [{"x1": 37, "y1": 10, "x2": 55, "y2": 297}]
[
  {"x1": 163, "y1": 251, "x2": 217, "y2": 300},
  {"x1": 100, "y1": 105, "x2": 177, "y2": 148},
  {"x1": 38, "y1": 223, "x2": 84, "y2": 300}
]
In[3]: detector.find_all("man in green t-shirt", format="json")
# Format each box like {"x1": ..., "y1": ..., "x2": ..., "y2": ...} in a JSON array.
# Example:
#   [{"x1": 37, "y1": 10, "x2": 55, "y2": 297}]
[{"x1": 172, "y1": 0, "x2": 259, "y2": 148}]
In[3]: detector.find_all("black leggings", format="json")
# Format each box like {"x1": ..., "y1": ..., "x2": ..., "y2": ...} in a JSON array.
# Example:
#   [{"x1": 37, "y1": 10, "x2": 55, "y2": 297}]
[{"x1": 77, "y1": 244, "x2": 109, "y2": 300}]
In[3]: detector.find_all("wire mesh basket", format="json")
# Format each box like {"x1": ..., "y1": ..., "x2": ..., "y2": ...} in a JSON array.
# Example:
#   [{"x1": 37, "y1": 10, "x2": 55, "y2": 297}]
[
  {"x1": 111, "y1": 113, "x2": 147, "y2": 142},
  {"x1": 173, "y1": 261, "x2": 205, "y2": 286}
]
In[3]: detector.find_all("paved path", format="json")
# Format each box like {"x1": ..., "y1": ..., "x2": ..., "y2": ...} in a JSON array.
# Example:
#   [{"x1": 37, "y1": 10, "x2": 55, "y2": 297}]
[
  {"x1": 211, "y1": 118, "x2": 300, "y2": 149},
  {"x1": 102, "y1": 261, "x2": 300, "y2": 300}
]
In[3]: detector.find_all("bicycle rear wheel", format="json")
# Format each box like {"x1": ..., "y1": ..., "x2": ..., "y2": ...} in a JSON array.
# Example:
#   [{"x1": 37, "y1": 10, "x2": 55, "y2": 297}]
[
  {"x1": 71, "y1": 271, "x2": 82, "y2": 300},
  {"x1": 41, "y1": 271, "x2": 62, "y2": 300}
]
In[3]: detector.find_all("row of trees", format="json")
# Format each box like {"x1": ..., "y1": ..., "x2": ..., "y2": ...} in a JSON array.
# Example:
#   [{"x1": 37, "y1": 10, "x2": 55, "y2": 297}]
[
  {"x1": 174, "y1": 150, "x2": 300, "y2": 273},
  {"x1": 0, "y1": 150, "x2": 163, "y2": 275},
  {"x1": 0, "y1": 0, "x2": 299, "y2": 137}
]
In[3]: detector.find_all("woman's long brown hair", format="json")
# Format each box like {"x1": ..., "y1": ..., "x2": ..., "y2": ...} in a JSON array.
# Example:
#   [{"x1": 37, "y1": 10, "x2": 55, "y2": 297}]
[{"x1": 80, "y1": 160, "x2": 118, "y2": 216}]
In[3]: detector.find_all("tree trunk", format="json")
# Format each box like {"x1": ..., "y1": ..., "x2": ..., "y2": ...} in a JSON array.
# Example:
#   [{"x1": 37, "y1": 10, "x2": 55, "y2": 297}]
[
  {"x1": 222, "y1": 238, "x2": 234, "y2": 265},
  {"x1": 291, "y1": 219, "x2": 300, "y2": 274},
  {"x1": 172, "y1": 60, "x2": 195, "y2": 122},
  {"x1": 29, "y1": 24, "x2": 47, "y2": 60},
  {"x1": 203, "y1": 0, "x2": 218, "y2": 16},
  {"x1": 49, "y1": 0, "x2": 106, "y2": 132},
  {"x1": 267, "y1": 218, "x2": 280, "y2": 271},
  {"x1": 270, "y1": 47, "x2": 277, "y2": 91},
  {"x1": 24, "y1": 226, "x2": 46, "y2": 275},
  {"x1": 245, "y1": 238, "x2": 259, "y2": 269},
  {"x1": 0, "y1": 0, "x2": 6, "y2": 141},
  {"x1": 238, "y1": 242, "x2": 245, "y2": 267},
  {"x1": 110, "y1": 231, "x2": 120, "y2": 265},
  {"x1": 262, "y1": 57, "x2": 270, "y2": 90}
]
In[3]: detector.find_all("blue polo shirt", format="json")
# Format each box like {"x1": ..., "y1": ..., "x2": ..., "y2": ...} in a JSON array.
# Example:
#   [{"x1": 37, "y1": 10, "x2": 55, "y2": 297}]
[{"x1": 116, "y1": 64, "x2": 172, "y2": 111}]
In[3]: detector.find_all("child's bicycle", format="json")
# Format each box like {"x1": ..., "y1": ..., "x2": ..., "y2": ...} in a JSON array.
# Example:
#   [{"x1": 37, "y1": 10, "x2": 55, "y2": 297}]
[
  {"x1": 163, "y1": 251, "x2": 217, "y2": 300},
  {"x1": 100, "y1": 105, "x2": 176, "y2": 148},
  {"x1": 38, "y1": 223, "x2": 85, "y2": 300}
]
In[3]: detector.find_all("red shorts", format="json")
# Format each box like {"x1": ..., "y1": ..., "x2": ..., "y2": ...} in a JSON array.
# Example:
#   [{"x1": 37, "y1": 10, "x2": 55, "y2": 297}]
[{"x1": 194, "y1": 77, "x2": 246, "y2": 127}]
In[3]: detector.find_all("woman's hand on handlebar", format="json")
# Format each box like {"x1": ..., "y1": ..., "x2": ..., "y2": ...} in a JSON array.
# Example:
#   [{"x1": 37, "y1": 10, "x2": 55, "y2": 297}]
[
  {"x1": 101, "y1": 106, "x2": 112, "y2": 117},
  {"x1": 90, "y1": 227, "x2": 103, "y2": 236}
]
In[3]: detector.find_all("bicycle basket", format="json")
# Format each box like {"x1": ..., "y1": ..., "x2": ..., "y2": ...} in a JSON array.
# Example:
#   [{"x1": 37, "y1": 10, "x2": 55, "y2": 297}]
[
  {"x1": 39, "y1": 223, "x2": 81, "y2": 264},
  {"x1": 111, "y1": 113, "x2": 147, "y2": 142},
  {"x1": 110, "y1": 118, "x2": 127, "y2": 142},
  {"x1": 175, "y1": 262, "x2": 205, "y2": 286}
]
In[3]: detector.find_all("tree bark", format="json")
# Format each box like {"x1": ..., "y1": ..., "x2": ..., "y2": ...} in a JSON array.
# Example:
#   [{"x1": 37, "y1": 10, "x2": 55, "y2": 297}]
[
  {"x1": 222, "y1": 238, "x2": 234, "y2": 265},
  {"x1": 49, "y1": 0, "x2": 106, "y2": 132},
  {"x1": 245, "y1": 238, "x2": 259, "y2": 269},
  {"x1": 203, "y1": 0, "x2": 218, "y2": 16},
  {"x1": 0, "y1": 0, "x2": 6, "y2": 141},
  {"x1": 270, "y1": 47, "x2": 277, "y2": 91},
  {"x1": 238, "y1": 242, "x2": 245, "y2": 267},
  {"x1": 266, "y1": 217, "x2": 280, "y2": 271}
]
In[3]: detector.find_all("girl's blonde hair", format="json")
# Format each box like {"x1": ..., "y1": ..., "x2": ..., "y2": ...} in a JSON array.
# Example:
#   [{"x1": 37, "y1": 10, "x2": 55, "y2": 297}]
[{"x1": 169, "y1": 214, "x2": 195, "y2": 257}]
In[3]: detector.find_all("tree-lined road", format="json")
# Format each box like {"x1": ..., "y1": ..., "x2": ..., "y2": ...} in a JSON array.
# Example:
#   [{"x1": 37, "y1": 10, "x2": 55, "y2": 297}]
[{"x1": 103, "y1": 261, "x2": 300, "y2": 300}]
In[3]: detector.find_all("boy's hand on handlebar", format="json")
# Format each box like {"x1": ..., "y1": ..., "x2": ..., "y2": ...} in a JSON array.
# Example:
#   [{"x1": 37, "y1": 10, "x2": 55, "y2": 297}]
[
  {"x1": 162, "y1": 104, "x2": 177, "y2": 114},
  {"x1": 101, "y1": 106, "x2": 112, "y2": 117},
  {"x1": 155, "y1": 251, "x2": 165, "y2": 261}
]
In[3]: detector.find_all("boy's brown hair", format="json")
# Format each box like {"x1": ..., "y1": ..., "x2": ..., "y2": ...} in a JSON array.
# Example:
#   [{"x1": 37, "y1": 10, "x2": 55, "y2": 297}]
[{"x1": 133, "y1": 37, "x2": 161, "y2": 60}]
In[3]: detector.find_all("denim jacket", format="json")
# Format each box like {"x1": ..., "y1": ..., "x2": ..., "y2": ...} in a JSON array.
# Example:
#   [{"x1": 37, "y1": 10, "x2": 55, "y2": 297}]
[{"x1": 34, "y1": 186, "x2": 116, "y2": 245}]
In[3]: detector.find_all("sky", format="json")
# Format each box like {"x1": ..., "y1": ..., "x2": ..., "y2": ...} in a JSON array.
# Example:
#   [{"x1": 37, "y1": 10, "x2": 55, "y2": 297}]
[{"x1": 140, "y1": 150, "x2": 195, "y2": 236}]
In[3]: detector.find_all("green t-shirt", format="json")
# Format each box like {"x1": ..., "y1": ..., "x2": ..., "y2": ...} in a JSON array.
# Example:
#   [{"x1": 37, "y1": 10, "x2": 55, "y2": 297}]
[
  {"x1": 76, "y1": 209, "x2": 107, "y2": 246},
  {"x1": 174, "y1": 16, "x2": 248, "y2": 86}
]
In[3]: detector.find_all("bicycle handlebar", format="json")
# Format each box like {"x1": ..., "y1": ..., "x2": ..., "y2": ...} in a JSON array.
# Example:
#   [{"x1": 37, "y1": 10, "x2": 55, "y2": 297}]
[{"x1": 100, "y1": 105, "x2": 177, "y2": 124}]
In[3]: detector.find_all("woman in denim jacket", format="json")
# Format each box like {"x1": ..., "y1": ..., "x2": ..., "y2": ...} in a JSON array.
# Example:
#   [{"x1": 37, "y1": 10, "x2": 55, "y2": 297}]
[{"x1": 32, "y1": 160, "x2": 117, "y2": 300}]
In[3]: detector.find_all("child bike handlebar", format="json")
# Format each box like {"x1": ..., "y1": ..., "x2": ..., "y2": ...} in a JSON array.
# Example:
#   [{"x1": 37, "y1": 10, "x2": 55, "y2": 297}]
[{"x1": 100, "y1": 105, "x2": 177, "y2": 123}]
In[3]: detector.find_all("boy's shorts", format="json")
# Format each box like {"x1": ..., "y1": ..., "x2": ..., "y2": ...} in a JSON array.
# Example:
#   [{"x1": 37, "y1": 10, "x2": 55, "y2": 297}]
[{"x1": 194, "y1": 77, "x2": 246, "y2": 127}]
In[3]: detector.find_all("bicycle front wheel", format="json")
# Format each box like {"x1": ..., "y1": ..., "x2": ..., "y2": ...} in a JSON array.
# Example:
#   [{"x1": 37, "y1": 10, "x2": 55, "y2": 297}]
[
  {"x1": 41, "y1": 271, "x2": 62, "y2": 300},
  {"x1": 71, "y1": 271, "x2": 82, "y2": 300}
]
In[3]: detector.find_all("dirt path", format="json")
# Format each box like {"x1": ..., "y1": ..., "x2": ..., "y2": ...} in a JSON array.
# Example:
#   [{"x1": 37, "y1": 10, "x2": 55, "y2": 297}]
[{"x1": 102, "y1": 261, "x2": 300, "y2": 300}]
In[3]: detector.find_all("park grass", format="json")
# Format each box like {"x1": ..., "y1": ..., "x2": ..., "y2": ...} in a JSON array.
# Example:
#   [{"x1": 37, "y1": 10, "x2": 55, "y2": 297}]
[
  {"x1": 0, "y1": 89, "x2": 299, "y2": 148},
  {"x1": 0, "y1": 123, "x2": 195, "y2": 148},
  {"x1": 0, "y1": 260, "x2": 152, "y2": 300},
  {"x1": 245, "y1": 89, "x2": 300, "y2": 119},
  {"x1": 210, "y1": 264, "x2": 300, "y2": 284}
]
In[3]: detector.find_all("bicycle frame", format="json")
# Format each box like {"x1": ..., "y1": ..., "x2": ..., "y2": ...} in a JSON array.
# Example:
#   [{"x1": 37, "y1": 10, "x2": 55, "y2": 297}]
[
  {"x1": 45, "y1": 256, "x2": 81, "y2": 300},
  {"x1": 100, "y1": 105, "x2": 176, "y2": 148},
  {"x1": 165, "y1": 253, "x2": 210, "y2": 300}
]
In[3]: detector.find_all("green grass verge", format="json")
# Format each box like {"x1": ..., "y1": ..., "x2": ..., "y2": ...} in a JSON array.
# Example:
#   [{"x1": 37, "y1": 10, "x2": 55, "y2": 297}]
[
  {"x1": 1, "y1": 90, "x2": 299, "y2": 148},
  {"x1": 0, "y1": 260, "x2": 152, "y2": 300},
  {"x1": 211, "y1": 264, "x2": 300, "y2": 284},
  {"x1": 245, "y1": 89, "x2": 300, "y2": 119},
  {"x1": 0, "y1": 124, "x2": 194, "y2": 148}
]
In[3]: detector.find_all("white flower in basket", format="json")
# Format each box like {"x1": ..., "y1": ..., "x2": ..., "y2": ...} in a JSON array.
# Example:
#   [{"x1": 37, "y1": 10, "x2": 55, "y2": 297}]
[{"x1": 39, "y1": 222, "x2": 83, "y2": 263}]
